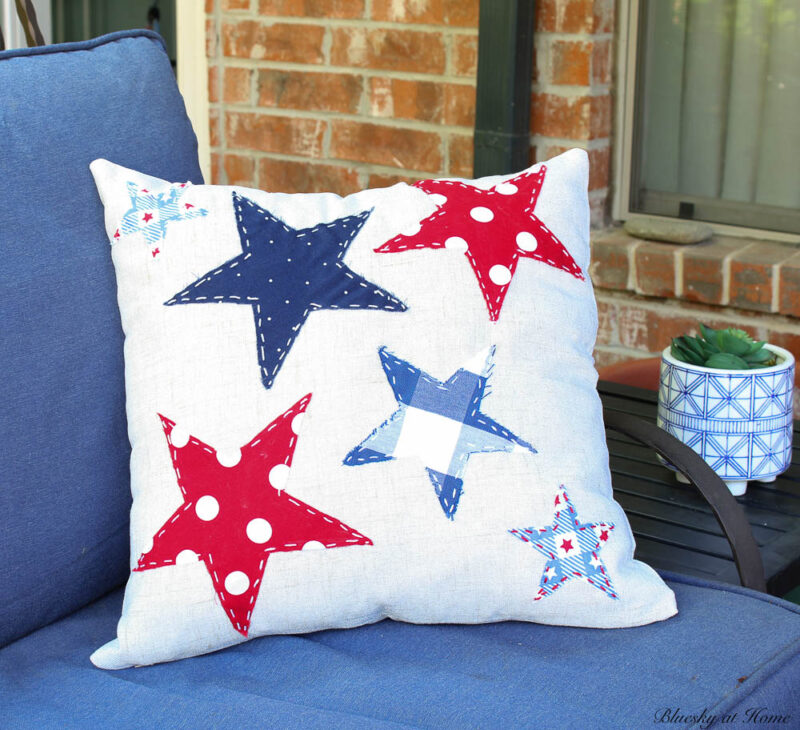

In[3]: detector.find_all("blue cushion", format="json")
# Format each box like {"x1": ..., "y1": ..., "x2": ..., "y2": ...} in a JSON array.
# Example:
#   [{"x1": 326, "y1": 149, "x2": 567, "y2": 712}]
[
  {"x1": 2, "y1": 573, "x2": 798, "y2": 727},
  {"x1": 0, "y1": 30, "x2": 203, "y2": 648}
]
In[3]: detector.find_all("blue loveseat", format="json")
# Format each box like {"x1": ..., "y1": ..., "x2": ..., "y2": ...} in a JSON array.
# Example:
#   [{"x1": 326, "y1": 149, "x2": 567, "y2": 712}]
[{"x1": 1, "y1": 31, "x2": 799, "y2": 729}]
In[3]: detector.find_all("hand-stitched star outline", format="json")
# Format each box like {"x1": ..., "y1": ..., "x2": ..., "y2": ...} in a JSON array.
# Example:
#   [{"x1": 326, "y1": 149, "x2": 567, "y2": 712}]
[
  {"x1": 374, "y1": 165, "x2": 584, "y2": 321},
  {"x1": 509, "y1": 485, "x2": 618, "y2": 601},
  {"x1": 165, "y1": 193, "x2": 407, "y2": 389},
  {"x1": 135, "y1": 394, "x2": 372, "y2": 637},
  {"x1": 344, "y1": 346, "x2": 535, "y2": 519},
  {"x1": 117, "y1": 181, "x2": 207, "y2": 247}
]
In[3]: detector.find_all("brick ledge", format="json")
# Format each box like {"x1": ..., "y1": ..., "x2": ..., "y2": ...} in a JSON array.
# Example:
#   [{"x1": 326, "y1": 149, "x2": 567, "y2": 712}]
[{"x1": 590, "y1": 227, "x2": 800, "y2": 318}]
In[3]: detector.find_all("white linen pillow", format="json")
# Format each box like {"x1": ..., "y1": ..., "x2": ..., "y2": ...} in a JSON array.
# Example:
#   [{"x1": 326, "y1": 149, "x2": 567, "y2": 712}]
[{"x1": 89, "y1": 149, "x2": 676, "y2": 668}]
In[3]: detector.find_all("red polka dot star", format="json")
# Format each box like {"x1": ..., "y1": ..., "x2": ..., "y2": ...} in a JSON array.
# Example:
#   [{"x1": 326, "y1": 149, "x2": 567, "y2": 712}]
[
  {"x1": 134, "y1": 394, "x2": 372, "y2": 636},
  {"x1": 374, "y1": 165, "x2": 585, "y2": 321}
]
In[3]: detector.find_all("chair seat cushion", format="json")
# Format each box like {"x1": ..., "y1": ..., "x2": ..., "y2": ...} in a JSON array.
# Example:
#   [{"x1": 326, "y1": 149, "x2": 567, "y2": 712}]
[{"x1": 2, "y1": 572, "x2": 798, "y2": 728}]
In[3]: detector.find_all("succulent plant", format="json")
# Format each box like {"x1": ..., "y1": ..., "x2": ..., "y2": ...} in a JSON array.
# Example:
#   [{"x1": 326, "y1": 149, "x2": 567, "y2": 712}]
[{"x1": 670, "y1": 323, "x2": 778, "y2": 370}]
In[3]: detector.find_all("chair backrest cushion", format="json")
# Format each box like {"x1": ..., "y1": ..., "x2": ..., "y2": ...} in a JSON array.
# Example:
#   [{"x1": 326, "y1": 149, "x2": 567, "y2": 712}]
[{"x1": 0, "y1": 30, "x2": 203, "y2": 647}]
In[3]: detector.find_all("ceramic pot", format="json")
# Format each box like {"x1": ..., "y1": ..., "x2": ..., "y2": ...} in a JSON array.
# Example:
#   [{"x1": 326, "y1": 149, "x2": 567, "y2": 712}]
[{"x1": 657, "y1": 344, "x2": 795, "y2": 496}]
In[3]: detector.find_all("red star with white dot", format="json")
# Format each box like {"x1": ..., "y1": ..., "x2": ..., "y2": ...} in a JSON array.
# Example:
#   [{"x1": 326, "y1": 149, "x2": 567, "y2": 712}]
[
  {"x1": 134, "y1": 394, "x2": 372, "y2": 637},
  {"x1": 374, "y1": 165, "x2": 584, "y2": 321}
]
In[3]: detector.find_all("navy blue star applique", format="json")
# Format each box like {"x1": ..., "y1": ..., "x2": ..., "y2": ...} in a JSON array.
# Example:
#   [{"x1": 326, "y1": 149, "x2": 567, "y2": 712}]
[{"x1": 165, "y1": 193, "x2": 407, "y2": 389}]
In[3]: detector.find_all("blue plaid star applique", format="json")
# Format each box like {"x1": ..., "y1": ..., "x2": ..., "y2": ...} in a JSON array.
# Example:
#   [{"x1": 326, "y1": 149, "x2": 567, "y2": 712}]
[
  {"x1": 344, "y1": 346, "x2": 535, "y2": 519},
  {"x1": 166, "y1": 193, "x2": 407, "y2": 389},
  {"x1": 509, "y1": 485, "x2": 618, "y2": 600},
  {"x1": 117, "y1": 181, "x2": 207, "y2": 252}
]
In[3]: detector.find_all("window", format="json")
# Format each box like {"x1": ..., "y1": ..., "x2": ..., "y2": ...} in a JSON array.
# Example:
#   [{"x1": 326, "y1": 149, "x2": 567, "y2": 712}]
[{"x1": 616, "y1": 0, "x2": 800, "y2": 238}]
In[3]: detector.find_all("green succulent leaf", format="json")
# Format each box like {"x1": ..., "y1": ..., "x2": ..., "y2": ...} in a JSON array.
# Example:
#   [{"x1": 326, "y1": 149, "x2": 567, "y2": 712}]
[
  {"x1": 743, "y1": 348, "x2": 777, "y2": 367},
  {"x1": 727, "y1": 328, "x2": 754, "y2": 343},
  {"x1": 717, "y1": 329, "x2": 751, "y2": 356},
  {"x1": 673, "y1": 322, "x2": 779, "y2": 370},
  {"x1": 699, "y1": 322, "x2": 718, "y2": 346},
  {"x1": 704, "y1": 352, "x2": 749, "y2": 370},
  {"x1": 747, "y1": 340, "x2": 767, "y2": 355},
  {"x1": 683, "y1": 336, "x2": 708, "y2": 360},
  {"x1": 671, "y1": 341, "x2": 698, "y2": 365}
]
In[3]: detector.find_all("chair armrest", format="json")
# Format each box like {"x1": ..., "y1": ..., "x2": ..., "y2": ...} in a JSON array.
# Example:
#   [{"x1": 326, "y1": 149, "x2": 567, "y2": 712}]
[{"x1": 603, "y1": 409, "x2": 767, "y2": 593}]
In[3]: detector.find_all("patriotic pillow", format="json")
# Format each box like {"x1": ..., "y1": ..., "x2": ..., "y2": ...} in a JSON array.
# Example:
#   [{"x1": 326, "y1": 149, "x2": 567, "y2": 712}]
[{"x1": 89, "y1": 150, "x2": 676, "y2": 668}]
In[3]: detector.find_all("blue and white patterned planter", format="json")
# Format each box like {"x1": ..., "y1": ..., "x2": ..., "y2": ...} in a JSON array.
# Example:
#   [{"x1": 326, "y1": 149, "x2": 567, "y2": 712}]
[{"x1": 657, "y1": 344, "x2": 795, "y2": 496}]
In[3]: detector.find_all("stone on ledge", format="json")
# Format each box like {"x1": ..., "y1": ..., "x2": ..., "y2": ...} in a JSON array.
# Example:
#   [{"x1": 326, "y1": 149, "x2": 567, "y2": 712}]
[{"x1": 624, "y1": 217, "x2": 713, "y2": 244}]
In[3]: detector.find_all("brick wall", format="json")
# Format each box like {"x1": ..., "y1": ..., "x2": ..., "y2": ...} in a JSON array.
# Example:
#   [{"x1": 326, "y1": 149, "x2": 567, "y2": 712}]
[
  {"x1": 205, "y1": 0, "x2": 615, "y2": 222},
  {"x1": 590, "y1": 231, "x2": 800, "y2": 372},
  {"x1": 532, "y1": 0, "x2": 614, "y2": 226},
  {"x1": 204, "y1": 0, "x2": 796, "y2": 378}
]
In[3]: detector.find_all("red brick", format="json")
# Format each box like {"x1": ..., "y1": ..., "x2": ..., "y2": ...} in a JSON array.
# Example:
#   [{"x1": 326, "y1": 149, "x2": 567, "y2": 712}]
[
  {"x1": 542, "y1": 144, "x2": 570, "y2": 160},
  {"x1": 588, "y1": 145, "x2": 610, "y2": 190},
  {"x1": 552, "y1": 40, "x2": 591, "y2": 86},
  {"x1": 209, "y1": 109, "x2": 221, "y2": 147},
  {"x1": 258, "y1": 0, "x2": 364, "y2": 17},
  {"x1": 592, "y1": 39, "x2": 613, "y2": 85},
  {"x1": 531, "y1": 93, "x2": 590, "y2": 139},
  {"x1": 223, "y1": 154, "x2": 255, "y2": 186},
  {"x1": 210, "y1": 152, "x2": 222, "y2": 184},
  {"x1": 634, "y1": 242, "x2": 679, "y2": 298},
  {"x1": 589, "y1": 229, "x2": 633, "y2": 290},
  {"x1": 444, "y1": 0, "x2": 479, "y2": 26},
  {"x1": 259, "y1": 70, "x2": 362, "y2": 114},
  {"x1": 532, "y1": 43, "x2": 544, "y2": 85},
  {"x1": 616, "y1": 303, "x2": 650, "y2": 351},
  {"x1": 595, "y1": 297, "x2": 618, "y2": 345},
  {"x1": 589, "y1": 190, "x2": 609, "y2": 228},
  {"x1": 452, "y1": 34, "x2": 477, "y2": 77},
  {"x1": 330, "y1": 27, "x2": 446, "y2": 74},
  {"x1": 368, "y1": 172, "x2": 426, "y2": 188},
  {"x1": 206, "y1": 0, "x2": 215, "y2": 13},
  {"x1": 372, "y1": 0, "x2": 443, "y2": 23},
  {"x1": 208, "y1": 65, "x2": 219, "y2": 104},
  {"x1": 618, "y1": 305, "x2": 698, "y2": 354},
  {"x1": 226, "y1": 112, "x2": 326, "y2": 157},
  {"x1": 593, "y1": 0, "x2": 615, "y2": 33},
  {"x1": 681, "y1": 237, "x2": 748, "y2": 305},
  {"x1": 535, "y1": 0, "x2": 594, "y2": 33},
  {"x1": 368, "y1": 78, "x2": 442, "y2": 123},
  {"x1": 206, "y1": 18, "x2": 218, "y2": 58},
  {"x1": 371, "y1": 0, "x2": 478, "y2": 25},
  {"x1": 593, "y1": 348, "x2": 648, "y2": 371},
  {"x1": 258, "y1": 158, "x2": 361, "y2": 195},
  {"x1": 223, "y1": 67, "x2": 251, "y2": 103},
  {"x1": 778, "y1": 253, "x2": 800, "y2": 318},
  {"x1": 729, "y1": 243, "x2": 796, "y2": 313},
  {"x1": 589, "y1": 94, "x2": 612, "y2": 139},
  {"x1": 765, "y1": 329, "x2": 800, "y2": 364},
  {"x1": 223, "y1": 0, "x2": 250, "y2": 9},
  {"x1": 443, "y1": 83, "x2": 475, "y2": 127},
  {"x1": 447, "y1": 134, "x2": 473, "y2": 178},
  {"x1": 330, "y1": 120, "x2": 442, "y2": 172},
  {"x1": 222, "y1": 21, "x2": 325, "y2": 63}
]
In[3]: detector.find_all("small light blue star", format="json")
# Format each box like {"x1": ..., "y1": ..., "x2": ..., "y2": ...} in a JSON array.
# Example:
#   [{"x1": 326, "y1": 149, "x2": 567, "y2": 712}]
[
  {"x1": 344, "y1": 346, "x2": 535, "y2": 519},
  {"x1": 166, "y1": 193, "x2": 406, "y2": 389},
  {"x1": 119, "y1": 181, "x2": 207, "y2": 246},
  {"x1": 509, "y1": 485, "x2": 618, "y2": 601}
]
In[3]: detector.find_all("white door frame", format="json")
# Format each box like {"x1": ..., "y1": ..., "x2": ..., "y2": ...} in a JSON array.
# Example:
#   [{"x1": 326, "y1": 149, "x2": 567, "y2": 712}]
[{"x1": 176, "y1": 0, "x2": 211, "y2": 182}]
